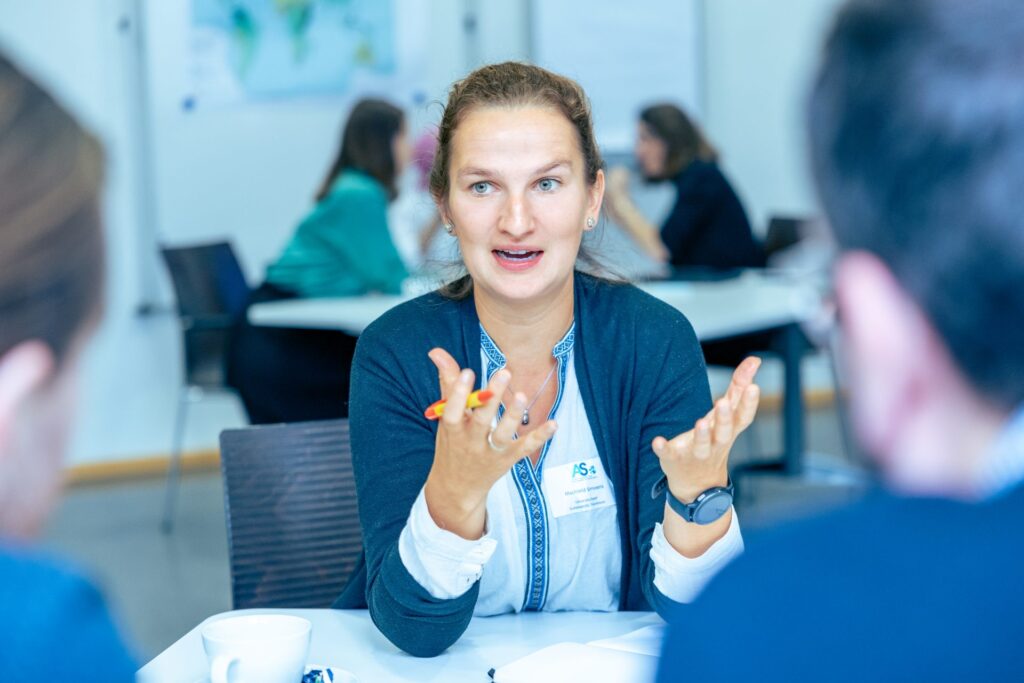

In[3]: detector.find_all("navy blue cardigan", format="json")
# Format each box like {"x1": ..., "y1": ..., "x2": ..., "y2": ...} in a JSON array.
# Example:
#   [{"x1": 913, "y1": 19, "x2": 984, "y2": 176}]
[{"x1": 333, "y1": 272, "x2": 712, "y2": 656}]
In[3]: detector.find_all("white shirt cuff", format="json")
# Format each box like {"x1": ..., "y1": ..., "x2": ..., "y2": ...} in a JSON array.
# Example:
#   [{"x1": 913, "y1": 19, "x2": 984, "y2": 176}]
[
  {"x1": 398, "y1": 487, "x2": 499, "y2": 600},
  {"x1": 651, "y1": 507, "x2": 744, "y2": 603}
]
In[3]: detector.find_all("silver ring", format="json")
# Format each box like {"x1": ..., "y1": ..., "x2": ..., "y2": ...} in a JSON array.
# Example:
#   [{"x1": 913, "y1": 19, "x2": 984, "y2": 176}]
[{"x1": 487, "y1": 429, "x2": 508, "y2": 452}]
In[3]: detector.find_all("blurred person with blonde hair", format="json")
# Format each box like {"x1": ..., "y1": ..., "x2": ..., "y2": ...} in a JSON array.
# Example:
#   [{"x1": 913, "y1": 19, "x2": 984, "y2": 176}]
[{"x1": 0, "y1": 53, "x2": 136, "y2": 680}]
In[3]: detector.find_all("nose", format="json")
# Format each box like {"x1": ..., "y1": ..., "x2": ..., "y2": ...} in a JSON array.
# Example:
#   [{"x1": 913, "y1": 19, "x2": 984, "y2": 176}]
[{"x1": 498, "y1": 190, "x2": 533, "y2": 239}]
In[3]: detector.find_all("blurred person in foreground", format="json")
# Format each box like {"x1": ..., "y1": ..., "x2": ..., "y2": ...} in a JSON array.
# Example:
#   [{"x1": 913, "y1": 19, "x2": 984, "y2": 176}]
[
  {"x1": 657, "y1": 0, "x2": 1024, "y2": 680},
  {"x1": 0, "y1": 54, "x2": 136, "y2": 679}
]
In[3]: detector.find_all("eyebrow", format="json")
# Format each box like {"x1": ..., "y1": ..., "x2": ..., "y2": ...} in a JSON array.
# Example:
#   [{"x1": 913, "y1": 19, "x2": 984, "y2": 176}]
[{"x1": 456, "y1": 159, "x2": 573, "y2": 179}]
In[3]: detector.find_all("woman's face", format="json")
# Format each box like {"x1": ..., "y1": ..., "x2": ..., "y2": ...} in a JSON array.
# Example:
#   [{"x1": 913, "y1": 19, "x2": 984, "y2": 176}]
[
  {"x1": 635, "y1": 121, "x2": 668, "y2": 179},
  {"x1": 445, "y1": 105, "x2": 604, "y2": 306}
]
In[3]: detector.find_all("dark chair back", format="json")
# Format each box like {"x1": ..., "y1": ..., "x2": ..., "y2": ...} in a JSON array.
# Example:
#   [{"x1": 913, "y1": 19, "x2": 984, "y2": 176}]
[
  {"x1": 763, "y1": 215, "x2": 807, "y2": 258},
  {"x1": 160, "y1": 241, "x2": 249, "y2": 390},
  {"x1": 219, "y1": 419, "x2": 362, "y2": 609}
]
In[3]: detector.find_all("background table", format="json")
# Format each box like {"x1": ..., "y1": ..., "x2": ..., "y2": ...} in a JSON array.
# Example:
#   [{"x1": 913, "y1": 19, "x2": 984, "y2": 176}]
[
  {"x1": 248, "y1": 271, "x2": 824, "y2": 473},
  {"x1": 248, "y1": 271, "x2": 821, "y2": 342},
  {"x1": 137, "y1": 608, "x2": 664, "y2": 682}
]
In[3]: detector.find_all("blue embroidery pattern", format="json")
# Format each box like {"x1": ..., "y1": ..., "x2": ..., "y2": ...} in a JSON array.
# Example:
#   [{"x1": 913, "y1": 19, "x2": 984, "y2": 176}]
[{"x1": 479, "y1": 322, "x2": 575, "y2": 612}]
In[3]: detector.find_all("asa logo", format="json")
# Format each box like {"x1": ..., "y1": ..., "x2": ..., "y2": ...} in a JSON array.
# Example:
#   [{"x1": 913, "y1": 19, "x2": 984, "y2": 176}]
[{"x1": 571, "y1": 461, "x2": 598, "y2": 481}]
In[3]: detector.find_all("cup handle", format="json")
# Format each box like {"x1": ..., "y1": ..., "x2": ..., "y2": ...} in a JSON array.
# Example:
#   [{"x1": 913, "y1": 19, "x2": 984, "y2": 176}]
[{"x1": 210, "y1": 654, "x2": 239, "y2": 683}]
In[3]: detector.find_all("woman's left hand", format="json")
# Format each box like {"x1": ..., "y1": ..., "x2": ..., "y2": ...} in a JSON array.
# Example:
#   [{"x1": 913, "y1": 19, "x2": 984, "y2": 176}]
[{"x1": 654, "y1": 357, "x2": 762, "y2": 503}]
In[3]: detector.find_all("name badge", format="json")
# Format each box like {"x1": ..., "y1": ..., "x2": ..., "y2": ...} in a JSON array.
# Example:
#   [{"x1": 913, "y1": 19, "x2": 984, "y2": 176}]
[{"x1": 542, "y1": 457, "x2": 615, "y2": 519}]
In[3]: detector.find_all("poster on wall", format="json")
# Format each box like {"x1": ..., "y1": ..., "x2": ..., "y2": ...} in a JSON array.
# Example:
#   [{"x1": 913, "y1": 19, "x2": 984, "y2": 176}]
[{"x1": 186, "y1": 0, "x2": 422, "y2": 107}]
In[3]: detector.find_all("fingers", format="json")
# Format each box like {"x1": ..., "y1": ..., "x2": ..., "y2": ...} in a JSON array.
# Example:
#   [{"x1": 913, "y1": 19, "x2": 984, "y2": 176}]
[
  {"x1": 653, "y1": 430, "x2": 693, "y2": 461},
  {"x1": 441, "y1": 368, "x2": 475, "y2": 426},
  {"x1": 471, "y1": 369, "x2": 511, "y2": 429},
  {"x1": 512, "y1": 420, "x2": 558, "y2": 460},
  {"x1": 735, "y1": 383, "x2": 761, "y2": 432},
  {"x1": 490, "y1": 391, "x2": 527, "y2": 446},
  {"x1": 725, "y1": 356, "x2": 762, "y2": 410},
  {"x1": 693, "y1": 417, "x2": 712, "y2": 460},
  {"x1": 428, "y1": 348, "x2": 462, "y2": 397},
  {"x1": 712, "y1": 399, "x2": 734, "y2": 449}
]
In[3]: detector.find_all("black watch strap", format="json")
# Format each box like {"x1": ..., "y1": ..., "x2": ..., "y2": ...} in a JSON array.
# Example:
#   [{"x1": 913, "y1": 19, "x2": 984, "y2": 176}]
[{"x1": 654, "y1": 475, "x2": 735, "y2": 525}]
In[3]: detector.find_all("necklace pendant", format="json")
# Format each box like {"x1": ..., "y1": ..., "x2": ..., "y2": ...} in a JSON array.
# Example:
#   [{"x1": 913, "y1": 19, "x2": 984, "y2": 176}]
[{"x1": 521, "y1": 410, "x2": 530, "y2": 426}]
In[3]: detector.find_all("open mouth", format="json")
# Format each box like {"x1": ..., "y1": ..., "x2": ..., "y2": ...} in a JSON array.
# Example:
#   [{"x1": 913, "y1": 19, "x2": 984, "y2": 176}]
[
  {"x1": 493, "y1": 249, "x2": 542, "y2": 262},
  {"x1": 492, "y1": 249, "x2": 544, "y2": 271}
]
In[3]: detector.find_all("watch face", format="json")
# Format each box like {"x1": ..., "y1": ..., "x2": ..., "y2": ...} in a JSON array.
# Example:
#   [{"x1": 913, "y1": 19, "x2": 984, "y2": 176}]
[{"x1": 693, "y1": 490, "x2": 733, "y2": 525}]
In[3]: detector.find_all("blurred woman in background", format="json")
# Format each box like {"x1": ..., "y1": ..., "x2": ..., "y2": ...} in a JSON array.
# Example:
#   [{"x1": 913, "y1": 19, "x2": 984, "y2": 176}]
[
  {"x1": 228, "y1": 98, "x2": 411, "y2": 423},
  {"x1": 604, "y1": 103, "x2": 764, "y2": 275},
  {"x1": 0, "y1": 54, "x2": 136, "y2": 680}
]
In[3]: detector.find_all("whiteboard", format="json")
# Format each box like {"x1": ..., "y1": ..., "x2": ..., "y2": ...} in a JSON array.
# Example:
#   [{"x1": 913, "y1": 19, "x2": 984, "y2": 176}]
[{"x1": 531, "y1": 0, "x2": 704, "y2": 151}]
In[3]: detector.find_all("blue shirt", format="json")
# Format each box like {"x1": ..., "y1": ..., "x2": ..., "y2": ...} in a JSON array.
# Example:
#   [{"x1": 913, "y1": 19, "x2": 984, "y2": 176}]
[
  {"x1": 0, "y1": 546, "x2": 137, "y2": 681},
  {"x1": 657, "y1": 405, "x2": 1024, "y2": 682}
]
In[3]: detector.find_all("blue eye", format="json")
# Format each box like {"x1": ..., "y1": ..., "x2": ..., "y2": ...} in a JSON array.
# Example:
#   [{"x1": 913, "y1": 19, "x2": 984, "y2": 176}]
[
  {"x1": 471, "y1": 181, "x2": 492, "y2": 195},
  {"x1": 537, "y1": 178, "x2": 561, "y2": 192}
]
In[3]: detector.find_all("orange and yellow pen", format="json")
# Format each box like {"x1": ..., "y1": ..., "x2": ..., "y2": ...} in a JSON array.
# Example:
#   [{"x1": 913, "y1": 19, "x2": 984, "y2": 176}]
[{"x1": 424, "y1": 390, "x2": 494, "y2": 420}]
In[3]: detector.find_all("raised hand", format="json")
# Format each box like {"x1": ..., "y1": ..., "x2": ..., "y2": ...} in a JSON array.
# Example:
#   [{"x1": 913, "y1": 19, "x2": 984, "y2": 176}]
[
  {"x1": 423, "y1": 347, "x2": 558, "y2": 539},
  {"x1": 654, "y1": 356, "x2": 761, "y2": 504}
]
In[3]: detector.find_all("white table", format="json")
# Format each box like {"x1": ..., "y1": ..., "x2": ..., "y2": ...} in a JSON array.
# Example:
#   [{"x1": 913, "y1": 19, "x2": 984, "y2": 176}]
[
  {"x1": 137, "y1": 608, "x2": 664, "y2": 682},
  {"x1": 248, "y1": 271, "x2": 824, "y2": 470},
  {"x1": 247, "y1": 271, "x2": 821, "y2": 342}
]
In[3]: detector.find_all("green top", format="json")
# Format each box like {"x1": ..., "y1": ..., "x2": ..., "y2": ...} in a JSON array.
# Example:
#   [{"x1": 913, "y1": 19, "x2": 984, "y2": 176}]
[{"x1": 265, "y1": 169, "x2": 408, "y2": 297}]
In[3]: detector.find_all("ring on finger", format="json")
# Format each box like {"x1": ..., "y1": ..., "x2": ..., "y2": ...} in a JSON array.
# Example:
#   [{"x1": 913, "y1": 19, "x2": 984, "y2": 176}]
[{"x1": 487, "y1": 429, "x2": 508, "y2": 452}]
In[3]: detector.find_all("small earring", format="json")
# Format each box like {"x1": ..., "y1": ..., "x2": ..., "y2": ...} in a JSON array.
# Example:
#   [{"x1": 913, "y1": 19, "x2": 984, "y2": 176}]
[
  {"x1": 443, "y1": 222, "x2": 455, "y2": 235},
  {"x1": 585, "y1": 217, "x2": 595, "y2": 229}
]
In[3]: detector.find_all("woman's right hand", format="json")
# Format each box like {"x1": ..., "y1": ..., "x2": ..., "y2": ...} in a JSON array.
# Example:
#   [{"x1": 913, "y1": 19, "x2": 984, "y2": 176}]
[{"x1": 423, "y1": 347, "x2": 558, "y2": 539}]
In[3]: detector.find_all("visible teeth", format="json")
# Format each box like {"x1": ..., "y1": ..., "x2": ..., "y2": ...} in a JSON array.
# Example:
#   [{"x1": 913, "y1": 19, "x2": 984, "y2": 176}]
[{"x1": 505, "y1": 250, "x2": 529, "y2": 255}]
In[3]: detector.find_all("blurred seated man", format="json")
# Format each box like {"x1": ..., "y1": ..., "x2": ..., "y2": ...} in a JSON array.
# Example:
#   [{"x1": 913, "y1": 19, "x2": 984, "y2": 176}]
[
  {"x1": 657, "y1": 0, "x2": 1024, "y2": 680},
  {"x1": 0, "y1": 54, "x2": 137, "y2": 680}
]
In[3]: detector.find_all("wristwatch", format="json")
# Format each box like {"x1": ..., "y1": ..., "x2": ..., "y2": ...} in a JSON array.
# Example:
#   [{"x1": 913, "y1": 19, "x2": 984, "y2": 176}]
[{"x1": 652, "y1": 475, "x2": 734, "y2": 525}]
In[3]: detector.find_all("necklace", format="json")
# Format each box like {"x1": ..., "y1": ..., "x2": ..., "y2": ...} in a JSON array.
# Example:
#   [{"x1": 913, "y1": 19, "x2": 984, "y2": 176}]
[{"x1": 516, "y1": 363, "x2": 558, "y2": 426}]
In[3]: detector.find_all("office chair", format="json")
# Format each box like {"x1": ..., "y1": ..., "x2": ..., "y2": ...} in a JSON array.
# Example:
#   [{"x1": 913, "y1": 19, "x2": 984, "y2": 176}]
[
  {"x1": 160, "y1": 240, "x2": 249, "y2": 533},
  {"x1": 218, "y1": 419, "x2": 362, "y2": 609}
]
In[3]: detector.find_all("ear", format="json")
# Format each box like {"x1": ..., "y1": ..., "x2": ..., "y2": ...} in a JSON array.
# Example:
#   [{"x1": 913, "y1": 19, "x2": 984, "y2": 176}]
[
  {"x1": 436, "y1": 198, "x2": 452, "y2": 227},
  {"x1": 834, "y1": 251, "x2": 942, "y2": 460},
  {"x1": 588, "y1": 168, "x2": 606, "y2": 222},
  {"x1": 0, "y1": 341, "x2": 56, "y2": 452}
]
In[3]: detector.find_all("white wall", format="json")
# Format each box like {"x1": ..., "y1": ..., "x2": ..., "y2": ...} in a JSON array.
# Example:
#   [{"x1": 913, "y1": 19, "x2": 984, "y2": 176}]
[
  {"x1": 0, "y1": 0, "x2": 533, "y2": 465},
  {"x1": 0, "y1": 0, "x2": 143, "y2": 313},
  {"x1": 142, "y1": 0, "x2": 530, "y2": 294},
  {"x1": 701, "y1": 0, "x2": 844, "y2": 231}
]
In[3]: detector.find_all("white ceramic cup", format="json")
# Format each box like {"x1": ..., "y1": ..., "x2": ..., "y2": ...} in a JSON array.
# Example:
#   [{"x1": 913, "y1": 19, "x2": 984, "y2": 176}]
[{"x1": 201, "y1": 614, "x2": 312, "y2": 683}]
